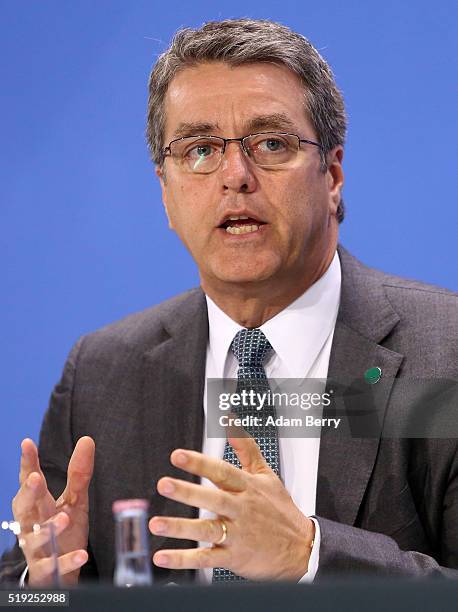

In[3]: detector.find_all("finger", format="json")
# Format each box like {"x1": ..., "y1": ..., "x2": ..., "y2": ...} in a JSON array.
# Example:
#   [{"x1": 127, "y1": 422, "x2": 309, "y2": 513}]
[
  {"x1": 19, "y1": 512, "x2": 70, "y2": 557},
  {"x1": 225, "y1": 414, "x2": 251, "y2": 440},
  {"x1": 12, "y1": 472, "x2": 49, "y2": 524},
  {"x1": 58, "y1": 437, "x2": 95, "y2": 507},
  {"x1": 153, "y1": 546, "x2": 229, "y2": 571},
  {"x1": 170, "y1": 449, "x2": 246, "y2": 492},
  {"x1": 228, "y1": 431, "x2": 271, "y2": 474},
  {"x1": 157, "y1": 478, "x2": 237, "y2": 518},
  {"x1": 149, "y1": 516, "x2": 230, "y2": 545},
  {"x1": 30, "y1": 549, "x2": 88, "y2": 585},
  {"x1": 19, "y1": 439, "x2": 43, "y2": 486}
]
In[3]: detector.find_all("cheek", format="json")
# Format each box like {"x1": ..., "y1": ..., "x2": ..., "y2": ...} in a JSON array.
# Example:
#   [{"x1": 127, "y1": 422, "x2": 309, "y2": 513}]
[
  {"x1": 166, "y1": 182, "x2": 193, "y2": 226},
  {"x1": 165, "y1": 180, "x2": 211, "y2": 247},
  {"x1": 281, "y1": 173, "x2": 327, "y2": 224},
  {"x1": 273, "y1": 180, "x2": 313, "y2": 232},
  {"x1": 269, "y1": 180, "x2": 328, "y2": 255}
]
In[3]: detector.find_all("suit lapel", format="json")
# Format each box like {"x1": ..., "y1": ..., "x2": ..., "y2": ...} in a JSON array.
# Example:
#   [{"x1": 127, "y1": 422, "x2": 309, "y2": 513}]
[
  {"x1": 316, "y1": 247, "x2": 404, "y2": 525},
  {"x1": 140, "y1": 289, "x2": 208, "y2": 583}
]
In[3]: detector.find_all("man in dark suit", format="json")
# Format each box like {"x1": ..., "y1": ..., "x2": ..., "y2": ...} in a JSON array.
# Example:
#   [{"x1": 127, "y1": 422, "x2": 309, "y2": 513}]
[{"x1": 3, "y1": 18, "x2": 457, "y2": 586}]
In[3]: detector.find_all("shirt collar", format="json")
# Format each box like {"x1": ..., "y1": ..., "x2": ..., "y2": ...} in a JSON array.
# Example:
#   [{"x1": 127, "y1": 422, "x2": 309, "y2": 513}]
[
  {"x1": 205, "y1": 250, "x2": 341, "y2": 378},
  {"x1": 206, "y1": 294, "x2": 243, "y2": 378}
]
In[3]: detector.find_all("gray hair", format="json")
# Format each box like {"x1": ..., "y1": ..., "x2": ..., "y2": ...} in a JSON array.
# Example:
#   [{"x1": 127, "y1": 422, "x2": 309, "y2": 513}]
[{"x1": 146, "y1": 18, "x2": 347, "y2": 222}]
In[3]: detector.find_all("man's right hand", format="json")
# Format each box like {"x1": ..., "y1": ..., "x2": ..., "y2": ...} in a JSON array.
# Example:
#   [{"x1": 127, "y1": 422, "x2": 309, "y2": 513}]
[{"x1": 12, "y1": 436, "x2": 95, "y2": 587}]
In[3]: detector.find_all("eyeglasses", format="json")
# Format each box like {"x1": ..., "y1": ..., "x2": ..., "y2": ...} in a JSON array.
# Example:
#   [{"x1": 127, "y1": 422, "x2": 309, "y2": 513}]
[{"x1": 161, "y1": 132, "x2": 323, "y2": 174}]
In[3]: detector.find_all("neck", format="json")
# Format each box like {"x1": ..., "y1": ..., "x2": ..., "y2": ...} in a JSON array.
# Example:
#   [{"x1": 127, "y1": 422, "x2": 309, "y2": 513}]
[{"x1": 201, "y1": 243, "x2": 338, "y2": 328}]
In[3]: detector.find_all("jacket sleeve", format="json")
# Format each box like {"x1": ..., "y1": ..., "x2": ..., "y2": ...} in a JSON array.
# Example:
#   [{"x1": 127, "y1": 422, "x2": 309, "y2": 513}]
[{"x1": 314, "y1": 447, "x2": 458, "y2": 579}]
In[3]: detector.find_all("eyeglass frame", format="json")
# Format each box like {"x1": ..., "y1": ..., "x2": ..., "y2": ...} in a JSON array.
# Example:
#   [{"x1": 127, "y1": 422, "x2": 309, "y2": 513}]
[{"x1": 161, "y1": 132, "x2": 325, "y2": 170}]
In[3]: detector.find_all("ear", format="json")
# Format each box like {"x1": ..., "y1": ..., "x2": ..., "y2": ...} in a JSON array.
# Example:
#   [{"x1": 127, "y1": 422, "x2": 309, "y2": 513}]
[
  {"x1": 325, "y1": 146, "x2": 344, "y2": 216},
  {"x1": 155, "y1": 165, "x2": 175, "y2": 230}
]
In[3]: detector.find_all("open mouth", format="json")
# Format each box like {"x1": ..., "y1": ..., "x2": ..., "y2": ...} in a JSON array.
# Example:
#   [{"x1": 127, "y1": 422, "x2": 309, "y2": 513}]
[{"x1": 218, "y1": 215, "x2": 267, "y2": 235}]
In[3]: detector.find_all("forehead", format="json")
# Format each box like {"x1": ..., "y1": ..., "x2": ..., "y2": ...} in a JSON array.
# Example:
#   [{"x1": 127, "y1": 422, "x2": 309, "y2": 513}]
[{"x1": 163, "y1": 61, "x2": 314, "y2": 140}]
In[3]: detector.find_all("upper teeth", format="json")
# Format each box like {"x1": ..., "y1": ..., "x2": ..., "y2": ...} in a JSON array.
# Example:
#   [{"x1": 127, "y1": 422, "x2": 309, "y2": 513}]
[{"x1": 228, "y1": 215, "x2": 249, "y2": 221}]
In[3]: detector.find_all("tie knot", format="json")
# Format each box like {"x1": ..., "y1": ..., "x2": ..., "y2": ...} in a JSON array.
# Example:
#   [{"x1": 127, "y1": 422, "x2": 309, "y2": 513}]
[{"x1": 231, "y1": 328, "x2": 272, "y2": 367}]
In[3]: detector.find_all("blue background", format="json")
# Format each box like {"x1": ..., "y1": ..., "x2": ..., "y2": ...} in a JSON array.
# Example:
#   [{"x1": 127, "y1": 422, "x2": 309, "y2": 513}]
[{"x1": 1, "y1": 0, "x2": 457, "y2": 532}]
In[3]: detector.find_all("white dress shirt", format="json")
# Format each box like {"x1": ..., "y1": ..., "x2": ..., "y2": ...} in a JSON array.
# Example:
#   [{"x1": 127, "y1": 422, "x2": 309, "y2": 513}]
[{"x1": 199, "y1": 251, "x2": 341, "y2": 583}]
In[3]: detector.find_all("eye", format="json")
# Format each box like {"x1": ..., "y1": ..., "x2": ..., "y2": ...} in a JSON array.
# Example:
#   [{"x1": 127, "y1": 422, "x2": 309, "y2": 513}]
[
  {"x1": 184, "y1": 141, "x2": 218, "y2": 160},
  {"x1": 264, "y1": 138, "x2": 285, "y2": 151},
  {"x1": 253, "y1": 136, "x2": 288, "y2": 153}
]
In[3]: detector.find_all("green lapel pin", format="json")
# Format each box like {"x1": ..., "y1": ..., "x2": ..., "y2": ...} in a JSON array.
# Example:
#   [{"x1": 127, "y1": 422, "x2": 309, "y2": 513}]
[{"x1": 364, "y1": 366, "x2": 382, "y2": 384}]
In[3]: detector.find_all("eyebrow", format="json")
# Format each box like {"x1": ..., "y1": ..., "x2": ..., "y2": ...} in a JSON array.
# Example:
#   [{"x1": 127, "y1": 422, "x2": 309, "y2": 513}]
[
  {"x1": 171, "y1": 113, "x2": 300, "y2": 140},
  {"x1": 245, "y1": 113, "x2": 299, "y2": 133},
  {"x1": 172, "y1": 122, "x2": 220, "y2": 139}
]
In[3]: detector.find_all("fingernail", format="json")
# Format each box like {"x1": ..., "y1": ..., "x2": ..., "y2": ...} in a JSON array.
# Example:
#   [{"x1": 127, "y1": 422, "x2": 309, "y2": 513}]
[
  {"x1": 155, "y1": 554, "x2": 169, "y2": 567},
  {"x1": 161, "y1": 480, "x2": 175, "y2": 495},
  {"x1": 151, "y1": 520, "x2": 167, "y2": 534},
  {"x1": 174, "y1": 452, "x2": 188, "y2": 466},
  {"x1": 55, "y1": 512, "x2": 67, "y2": 526},
  {"x1": 27, "y1": 475, "x2": 38, "y2": 489},
  {"x1": 74, "y1": 552, "x2": 86, "y2": 565},
  {"x1": 54, "y1": 515, "x2": 63, "y2": 528}
]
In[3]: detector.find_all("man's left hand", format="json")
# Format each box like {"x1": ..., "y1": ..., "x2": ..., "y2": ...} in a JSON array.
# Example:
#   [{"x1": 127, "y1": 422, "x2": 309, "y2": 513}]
[{"x1": 149, "y1": 434, "x2": 315, "y2": 581}]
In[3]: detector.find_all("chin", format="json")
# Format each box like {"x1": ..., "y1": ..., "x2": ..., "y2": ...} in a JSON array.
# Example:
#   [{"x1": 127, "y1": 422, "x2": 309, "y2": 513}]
[
  {"x1": 204, "y1": 253, "x2": 283, "y2": 286},
  {"x1": 212, "y1": 265, "x2": 278, "y2": 285}
]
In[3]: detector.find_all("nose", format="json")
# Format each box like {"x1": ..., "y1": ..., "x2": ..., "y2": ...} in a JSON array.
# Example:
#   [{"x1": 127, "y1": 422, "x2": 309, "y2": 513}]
[{"x1": 220, "y1": 141, "x2": 257, "y2": 194}]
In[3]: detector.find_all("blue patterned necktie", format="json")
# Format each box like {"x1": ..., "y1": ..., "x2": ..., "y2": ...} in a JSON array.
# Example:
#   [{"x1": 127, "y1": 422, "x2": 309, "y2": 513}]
[{"x1": 212, "y1": 328, "x2": 281, "y2": 582}]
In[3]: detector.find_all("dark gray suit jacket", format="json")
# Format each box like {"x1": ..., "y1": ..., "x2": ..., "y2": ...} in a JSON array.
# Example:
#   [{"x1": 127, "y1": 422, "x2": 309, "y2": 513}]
[{"x1": 2, "y1": 246, "x2": 458, "y2": 584}]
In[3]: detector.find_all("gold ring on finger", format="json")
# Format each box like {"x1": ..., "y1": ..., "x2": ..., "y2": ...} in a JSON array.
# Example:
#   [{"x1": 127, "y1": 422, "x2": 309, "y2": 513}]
[{"x1": 214, "y1": 519, "x2": 227, "y2": 546}]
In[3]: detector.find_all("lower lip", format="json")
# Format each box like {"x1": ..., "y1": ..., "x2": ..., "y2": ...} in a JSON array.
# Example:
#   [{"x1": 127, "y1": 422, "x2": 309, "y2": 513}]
[{"x1": 217, "y1": 224, "x2": 268, "y2": 240}]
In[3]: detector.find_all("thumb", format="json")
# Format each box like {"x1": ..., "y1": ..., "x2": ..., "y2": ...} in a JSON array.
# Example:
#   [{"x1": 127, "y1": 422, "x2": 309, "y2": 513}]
[{"x1": 57, "y1": 437, "x2": 95, "y2": 507}]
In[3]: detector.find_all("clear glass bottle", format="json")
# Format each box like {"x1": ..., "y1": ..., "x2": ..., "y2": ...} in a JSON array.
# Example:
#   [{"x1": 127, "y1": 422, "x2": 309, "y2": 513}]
[{"x1": 112, "y1": 499, "x2": 153, "y2": 587}]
